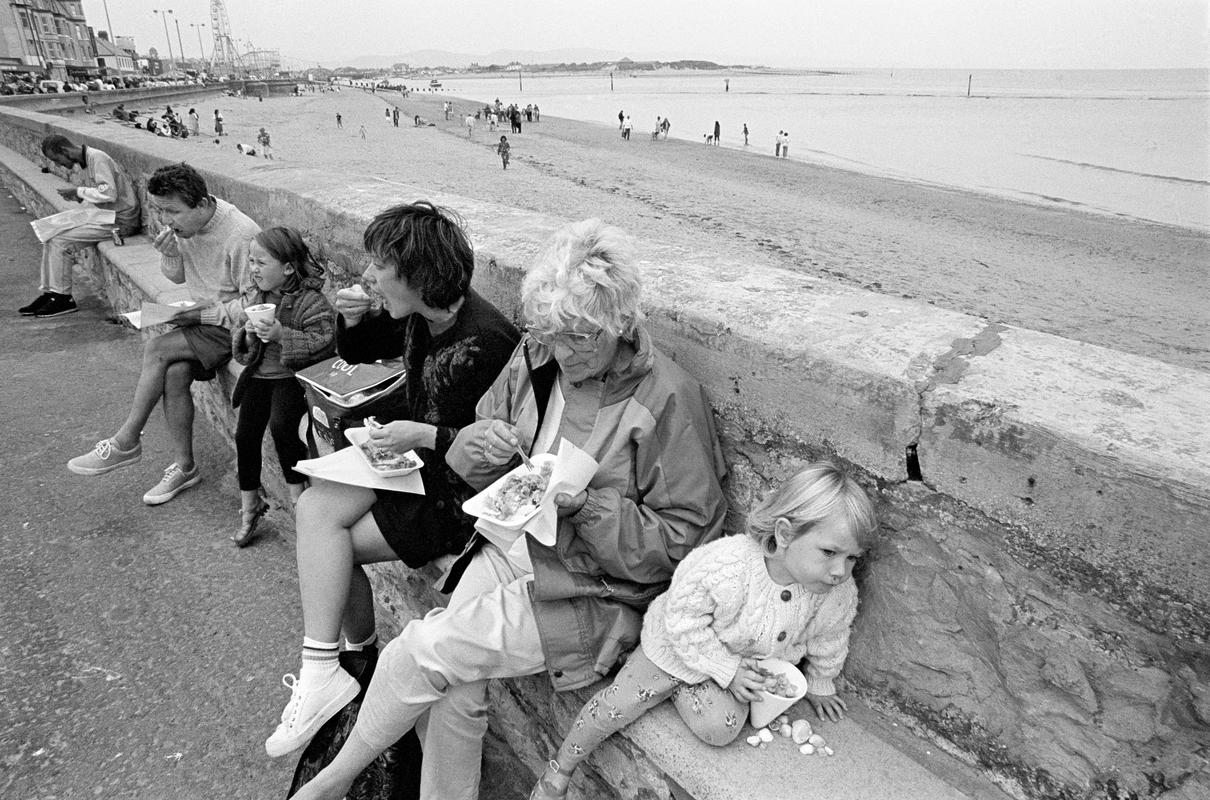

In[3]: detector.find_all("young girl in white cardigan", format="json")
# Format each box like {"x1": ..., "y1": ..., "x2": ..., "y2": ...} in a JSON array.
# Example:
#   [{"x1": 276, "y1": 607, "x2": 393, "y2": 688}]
[{"x1": 530, "y1": 462, "x2": 878, "y2": 800}]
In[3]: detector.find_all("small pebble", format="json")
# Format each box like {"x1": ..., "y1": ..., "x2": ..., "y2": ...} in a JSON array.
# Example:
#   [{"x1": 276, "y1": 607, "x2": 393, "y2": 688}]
[
  {"x1": 775, "y1": 714, "x2": 790, "y2": 727},
  {"x1": 807, "y1": 733, "x2": 826, "y2": 747},
  {"x1": 799, "y1": 743, "x2": 815, "y2": 755},
  {"x1": 746, "y1": 734, "x2": 762, "y2": 747},
  {"x1": 778, "y1": 724, "x2": 792, "y2": 737},
  {"x1": 823, "y1": 746, "x2": 835, "y2": 756},
  {"x1": 757, "y1": 727, "x2": 774, "y2": 743},
  {"x1": 791, "y1": 719, "x2": 813, "y2": 744}
]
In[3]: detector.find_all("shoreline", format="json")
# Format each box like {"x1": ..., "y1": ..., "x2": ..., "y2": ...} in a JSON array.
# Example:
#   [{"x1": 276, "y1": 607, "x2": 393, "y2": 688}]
[{"x1": 160, "y1": 88, "x2": 1210, "y2": 371}]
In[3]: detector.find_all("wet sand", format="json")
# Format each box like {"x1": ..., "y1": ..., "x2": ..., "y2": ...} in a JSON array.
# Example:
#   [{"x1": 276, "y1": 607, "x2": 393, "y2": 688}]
[{"x1": 182, "y1": 89, "x2": 1210, "y2": 371}]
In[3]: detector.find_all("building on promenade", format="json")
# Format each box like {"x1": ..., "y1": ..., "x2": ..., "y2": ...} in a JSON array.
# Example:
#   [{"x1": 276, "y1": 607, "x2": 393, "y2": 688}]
[
  {"x1": 0, "y1": 0, "x2": 98, "y2": 82},
  {"x1": 93, "y1": 31, "x2": 135, "y2": 77}
]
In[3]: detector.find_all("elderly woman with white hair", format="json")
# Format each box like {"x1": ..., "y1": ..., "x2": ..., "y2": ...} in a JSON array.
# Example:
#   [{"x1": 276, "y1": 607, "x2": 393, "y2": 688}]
[{"x1": 291, "y1": 219, "x2": 728, "y2": 800}]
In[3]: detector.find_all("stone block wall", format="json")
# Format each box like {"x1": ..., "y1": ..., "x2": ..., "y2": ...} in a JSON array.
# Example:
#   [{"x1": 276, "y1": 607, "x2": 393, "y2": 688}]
[{"x1": 2, "y1": 104, "x2": 1206, "y2": 799}]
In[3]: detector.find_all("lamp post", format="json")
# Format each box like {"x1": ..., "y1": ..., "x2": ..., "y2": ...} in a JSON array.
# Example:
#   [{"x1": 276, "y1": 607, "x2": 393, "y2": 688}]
[
  {"x1": 173, "y1": 15, "x2": 186, "y2": 73},
  {"x1": 189, "y1": 23, "x2": 206, "y2": 62},
  {"x1": 152, "y1": 9, "x2": 175, "y2": 76}
]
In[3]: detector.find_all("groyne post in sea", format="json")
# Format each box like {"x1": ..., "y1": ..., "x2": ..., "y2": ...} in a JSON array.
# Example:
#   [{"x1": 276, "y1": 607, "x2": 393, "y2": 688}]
[{"x1": 0, "y1": 92, "x2": 1206, "y2": 800}]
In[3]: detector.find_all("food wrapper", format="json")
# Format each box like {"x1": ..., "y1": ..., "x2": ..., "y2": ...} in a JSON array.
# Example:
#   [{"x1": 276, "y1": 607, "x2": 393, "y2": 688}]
[
  {"x1": 293, "y1": 445, "x2": 424, "y2": 494},
  {"x1": 121, "y1": 300, "x2": 196, "y2": 329},
  {"x1": 466, "y1": 438, "x2": 598, "y2": 562}
]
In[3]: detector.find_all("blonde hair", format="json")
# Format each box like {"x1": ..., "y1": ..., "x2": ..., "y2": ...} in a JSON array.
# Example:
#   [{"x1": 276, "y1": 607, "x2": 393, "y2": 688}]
[
  {"x1": 747, "y1": 462, "x2": 878, "y2": 553},
  {"x1": 521, "y1": 219, "x2": 643, "y2": 337}
]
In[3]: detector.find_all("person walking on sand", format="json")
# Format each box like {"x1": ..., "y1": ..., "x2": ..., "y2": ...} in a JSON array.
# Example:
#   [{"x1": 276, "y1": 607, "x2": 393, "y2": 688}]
[
  {"x1": 188, "y1": 108, "x2": 200, "y2": 137},
  {"x1": 359, "y1": 124, "x2": 366, "y2": 140},
  {"x1": 214, "y1": 109, "x2": 225, "y2": 137},
  {"x1": 618, "y1": 109, "x2": 625, "y2": 129},
  {"x1": 257, "y1": 127, "x2": 274, "y2": 160},
  {"x1": 464, "y1": 113, "x2": 475, "y2": 138},
  {"x1": 497, "y1": 135, "x2": 510, "y2": 169},
  {"x1": 743, "y1": 123, "x2": 749, "y2": 146},
  {"x1": 336, "y1": 113, "x2": 343, "y2": 129},
  {"x1": 622, "y1": 115, "x2": 632, "y2": 140},
  {"x1": 392, "y1": 107, "x2": 399, "y2": 127},
  {"x1": 775, "y1": 130, "x2": 783, "y2": 158},
  {"x1": 781, "y1": 131, "x2": 790, "y2": 158},
  {"x1": 661, "y1": 116, "x2": 671, "y2": 139},
  {"x1": 713, "y1": 120, "x2": 721, "y2": 146}
]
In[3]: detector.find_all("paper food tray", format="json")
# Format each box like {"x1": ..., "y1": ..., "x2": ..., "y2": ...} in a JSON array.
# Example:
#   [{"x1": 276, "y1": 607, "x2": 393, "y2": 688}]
[
  {"x1": 462, "y1": 453, "x2": 556, "y2": 530},
  {"x1": 344, "y1": 427, "x2": 424, "y2": 477}
]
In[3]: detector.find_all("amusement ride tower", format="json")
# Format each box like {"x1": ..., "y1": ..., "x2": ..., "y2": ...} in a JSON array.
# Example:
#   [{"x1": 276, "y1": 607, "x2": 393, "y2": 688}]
[{"x1": 208, "y1": 0, "x2": 244, "y2": 76}]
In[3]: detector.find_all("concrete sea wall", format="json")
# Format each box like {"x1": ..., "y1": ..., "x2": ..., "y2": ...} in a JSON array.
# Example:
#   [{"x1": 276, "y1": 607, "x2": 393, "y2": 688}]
[{"x1": 1, "y1": 103, "x2": 1206, "y2": 800}]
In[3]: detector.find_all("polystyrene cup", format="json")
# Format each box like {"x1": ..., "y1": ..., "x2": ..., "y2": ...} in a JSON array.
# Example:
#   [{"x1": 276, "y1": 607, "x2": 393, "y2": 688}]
[
  {"x1": 244, "y1": 303, "x2": 276, "y2": 325},
  {"x1": 748, "y1": 658, "x2": 809, "y2": 729}
]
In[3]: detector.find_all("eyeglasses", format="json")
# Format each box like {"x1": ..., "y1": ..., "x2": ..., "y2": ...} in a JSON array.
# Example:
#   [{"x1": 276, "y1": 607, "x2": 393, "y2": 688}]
[{"x1": 526, "y1": 327, "x2": 605, "y2": 352}]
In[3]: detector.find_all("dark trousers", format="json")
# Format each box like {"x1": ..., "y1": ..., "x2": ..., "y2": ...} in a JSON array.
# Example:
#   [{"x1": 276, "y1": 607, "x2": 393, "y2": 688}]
[{"x1": 236, "y1": 376, "x2": 309, "y2": 491}]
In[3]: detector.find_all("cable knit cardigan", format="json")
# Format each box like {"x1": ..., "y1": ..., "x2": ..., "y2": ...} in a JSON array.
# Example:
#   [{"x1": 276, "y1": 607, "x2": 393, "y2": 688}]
[
  {"x1": 230, "y1": 272, "x2": 336, "y2": 375},
  {"x1": 640, "y1": 534, "x2": 858, "y2": 696}
]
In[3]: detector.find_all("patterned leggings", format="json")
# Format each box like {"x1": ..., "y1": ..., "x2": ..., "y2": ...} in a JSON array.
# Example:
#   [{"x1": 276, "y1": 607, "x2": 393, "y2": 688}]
[{"x1": 555, "y1": 647, "x2": 747, "y2": 772}]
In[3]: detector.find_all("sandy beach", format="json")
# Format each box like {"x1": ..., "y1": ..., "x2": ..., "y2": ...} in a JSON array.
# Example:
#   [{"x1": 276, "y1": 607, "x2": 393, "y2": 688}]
[{"x1": 173, "y1": 89, "x2": 1208, "y2": 371}]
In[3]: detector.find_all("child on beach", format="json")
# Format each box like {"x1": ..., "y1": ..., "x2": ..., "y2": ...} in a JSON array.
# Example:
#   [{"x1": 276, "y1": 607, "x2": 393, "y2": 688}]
[
  {"x1": 230, "y1": 227, "x2": 336, "y2": 546},
  {"x1": 529, "y1": 462, "x2": 877, "y2": 799},
  {"x1": 257, "y1": 127, "x2": 274, "y2": 159},
  {"x1": 214, "y1": 109, "x2": 225, "y2": 137},
  {"x1": 497, "y1": 135, "x2": 510, "y2": 169}
]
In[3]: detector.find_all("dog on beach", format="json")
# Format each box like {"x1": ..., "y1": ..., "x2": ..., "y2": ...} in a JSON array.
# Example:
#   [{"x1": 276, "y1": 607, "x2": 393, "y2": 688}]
[{"x1": 703, "y1": 134, "x2": 714, "y2": 145}]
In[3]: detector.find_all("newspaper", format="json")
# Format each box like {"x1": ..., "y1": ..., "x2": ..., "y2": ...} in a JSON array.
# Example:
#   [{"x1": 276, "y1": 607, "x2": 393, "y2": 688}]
[{"x1": 30, "y1": 206, "x2": 116, "y2": 243}]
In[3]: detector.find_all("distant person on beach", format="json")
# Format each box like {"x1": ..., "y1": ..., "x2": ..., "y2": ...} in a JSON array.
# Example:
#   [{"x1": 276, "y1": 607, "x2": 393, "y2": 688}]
[
  {"x1": 653, "y1": 117, "x2": 662, "y2": 140},
  {"x1": 392, "y1": 107, "x2": 399, "y2": 127},
  {"x1": 235, "y1": 143, "x2": 259, "y2": 157},
  {"x1": 618, "y1": 109, "x2": 625, "y2": 129},
  {"x1": 214, "y1": 109, "x2": 225, "y2": 137},
  {"x1": 496, "y1": 135, "x2": 510, "y2": 169},
  {"x1": 781, "y1": 131, "x2": 790, "y2": 158},
  {"x1": 533, "y1": 104, "x2": 540, "y2": 121},
  {"x1": 335, "y1": 113, "x2": 343, "y2": 128},
  {"x1": 20, "y1": 135, "x2": 141, "y2": 319},
  {"x1": 713, "y1": 120, "x2": 721, "y2": 146},
  {"x1": 413, "y1": 114, "x2": 421, "y2": 127},
  {"x1": 229, "y1": 227, "x2": 335, "y2": 547},
  {"x1": 66, "y1": 163, "x2": 260, "y2": 506},
  {"x1": 444, "y1": 101, "x2": 451, "y2": 120},
  {"x1": 464, "y1": 113, "x2": 475, "y2": 137},
  {"x1": 257, "y1": 127, "x2": 274, "y2": 159},
  {"x1": 775, "y1": 130, "x2": 783, "y2": 157},
  {"x1": 743, "y1": 123, "x2": 749, "y2": 146},
  {"x1": 359, "y1": 124, "x2": 367, "y2": 140},
  {"x1": 188, "y1": 108, "x2": 200, "y2": 136},
  {"x1": 511, "y1": 106, "x2": 522, "y2": 134},
  {"x1": 623, "y1": 115, "x2": 632, "y2": 140},
  {"x1": 661, "y1": 116, "x2": 671, "y2": 139}
]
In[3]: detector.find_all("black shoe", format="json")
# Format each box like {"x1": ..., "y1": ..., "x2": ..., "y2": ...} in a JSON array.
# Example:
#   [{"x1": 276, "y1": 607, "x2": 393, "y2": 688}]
[
  {"x1": 35, "y1": 294, "x2": 78, "y2": 318},
  {"x1": 19, "y1": 293, "x2": 53, "y2": 315}
]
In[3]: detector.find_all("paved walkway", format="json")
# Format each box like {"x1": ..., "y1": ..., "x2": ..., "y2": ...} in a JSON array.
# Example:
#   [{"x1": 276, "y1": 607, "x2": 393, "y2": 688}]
[{"x1": 0, "y1": 188, "x2": 302, "y2": 798}]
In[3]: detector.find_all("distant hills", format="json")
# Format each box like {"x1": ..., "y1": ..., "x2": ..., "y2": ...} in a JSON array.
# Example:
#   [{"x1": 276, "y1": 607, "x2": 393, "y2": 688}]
[{"x1": 301, "y1": 47, "x2": 755, "y2": 71}]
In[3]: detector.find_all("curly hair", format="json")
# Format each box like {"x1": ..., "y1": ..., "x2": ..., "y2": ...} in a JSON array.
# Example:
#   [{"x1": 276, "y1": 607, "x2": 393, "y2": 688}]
[
  {"x1": 521, "y1": 218, "x2": 643, "y2": 338},
  {"x1": 146, "y1": 162, "x2": 209, "y2": 208}
]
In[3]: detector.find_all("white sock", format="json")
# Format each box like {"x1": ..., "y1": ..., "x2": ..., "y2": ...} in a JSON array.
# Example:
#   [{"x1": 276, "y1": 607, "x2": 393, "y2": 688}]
[
  {"x1": 299, "y1": 637, "x2": 340, "y2": 684},
  {"x1": 343, "y1": 632, "x2": 378, "y2": 652}
]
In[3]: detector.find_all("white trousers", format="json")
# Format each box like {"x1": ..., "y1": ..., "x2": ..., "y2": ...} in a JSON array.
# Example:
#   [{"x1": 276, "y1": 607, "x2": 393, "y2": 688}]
[
  {"x1": 358, "y1": 544, "x2": 546, "y2": 800},
  {"x1": 39, "y1": 223, "x2": 115, "y2": 295}
]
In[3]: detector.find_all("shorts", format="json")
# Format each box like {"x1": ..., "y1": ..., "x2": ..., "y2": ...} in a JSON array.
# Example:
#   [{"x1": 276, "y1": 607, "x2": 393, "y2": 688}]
[{"x1": 180, "y1": 323, "x2": 233, "y2": 381}]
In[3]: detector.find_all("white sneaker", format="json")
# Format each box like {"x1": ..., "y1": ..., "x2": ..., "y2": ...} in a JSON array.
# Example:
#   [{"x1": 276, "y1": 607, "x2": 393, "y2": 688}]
[{"x1": 265, "y1": 669, "x2": 359, "y2": 758}]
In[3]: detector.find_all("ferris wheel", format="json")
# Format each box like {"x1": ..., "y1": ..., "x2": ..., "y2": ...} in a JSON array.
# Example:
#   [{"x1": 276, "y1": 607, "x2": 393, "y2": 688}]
[{"x1": 208, "y1": 0, "x2": 245, "y2": 76}]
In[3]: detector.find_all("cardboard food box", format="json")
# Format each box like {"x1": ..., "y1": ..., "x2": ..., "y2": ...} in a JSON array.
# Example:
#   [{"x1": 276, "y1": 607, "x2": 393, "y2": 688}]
[{"x1": 295, "y1": 357, "x2": 407, "y2": 456}]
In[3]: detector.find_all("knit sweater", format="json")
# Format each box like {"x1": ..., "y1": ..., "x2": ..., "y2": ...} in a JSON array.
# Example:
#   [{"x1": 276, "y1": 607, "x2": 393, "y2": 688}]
[
  {"x1": 640, "y1": 534, "x2": 858, "y2": 696},
  {"x1": 159, "y1": 198, "x2": 260, "y2": 329},
  {"x1": 231, "y1": 272, "x2": 336, "y2": 377}
]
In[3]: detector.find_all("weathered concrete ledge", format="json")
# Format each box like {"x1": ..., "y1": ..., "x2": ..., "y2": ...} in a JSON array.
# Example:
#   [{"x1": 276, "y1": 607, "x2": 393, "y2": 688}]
[{"x1": 2, "y1": 104, "x2": 1206, "y2": 799}]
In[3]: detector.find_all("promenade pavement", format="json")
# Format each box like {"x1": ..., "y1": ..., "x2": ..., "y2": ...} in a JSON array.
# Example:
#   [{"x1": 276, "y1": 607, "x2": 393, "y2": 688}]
[{"x1": 0, "y1": 188, "x2": 529, "y2": 800}]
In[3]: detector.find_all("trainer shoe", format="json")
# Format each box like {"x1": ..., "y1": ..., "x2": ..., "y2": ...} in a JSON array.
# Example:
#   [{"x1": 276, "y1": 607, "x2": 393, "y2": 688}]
[
  {"x1": 142, "y1": 463, "x2": 201, "y2": 505},
  {"x1": 67, "y1": 438, "x2": 142, "y2": 475},
  {"x1": 19, "y1": 293, "x2": 53, "y2": 316},
  {"x1": 35, "y1": 293, "x2": 78, "y2": 318},
  {"x1": 265, "y1": 669, "x2": 359, "y2": 758}
]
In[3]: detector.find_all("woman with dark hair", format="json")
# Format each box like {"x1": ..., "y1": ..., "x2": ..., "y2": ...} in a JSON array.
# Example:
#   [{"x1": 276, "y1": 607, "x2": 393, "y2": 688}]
[
  {"x1": 230, "y1": 227, "x2": 336, "y2": 546},
  {"x1": 265, "y1": 202, "x2": 519, "y2": 758}
]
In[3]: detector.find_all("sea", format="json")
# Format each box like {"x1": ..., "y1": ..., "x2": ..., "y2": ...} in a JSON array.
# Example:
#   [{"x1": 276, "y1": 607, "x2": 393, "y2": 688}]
[{"x1": 422, "y1": 69, "x2": 1209, "y2": 232}]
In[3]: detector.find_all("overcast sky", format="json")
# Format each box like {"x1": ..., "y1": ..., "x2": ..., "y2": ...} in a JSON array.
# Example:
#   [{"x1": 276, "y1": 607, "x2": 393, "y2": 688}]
[{"x1": 81, "y1": 0, "x2": 1209, "y2": 69}]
